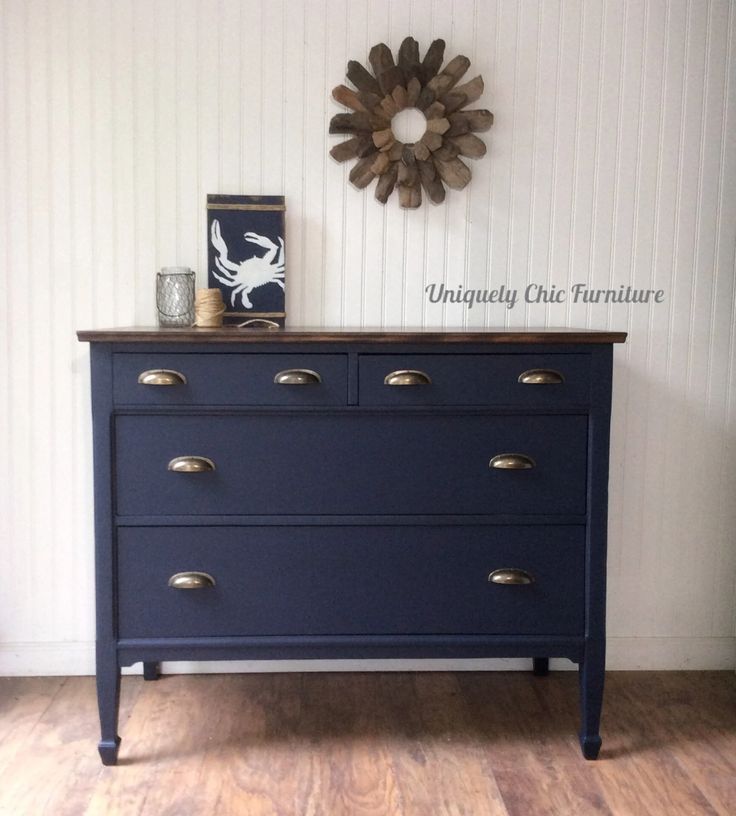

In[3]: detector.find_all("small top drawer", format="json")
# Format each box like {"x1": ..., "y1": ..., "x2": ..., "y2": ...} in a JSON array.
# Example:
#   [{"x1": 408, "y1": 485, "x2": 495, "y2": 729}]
[
  {"x1": 113, "y1": 353, "x2": 348, "y2": 406},
  {"x1": 358, "y1": 354, "x2": 590, "y2": 406}
]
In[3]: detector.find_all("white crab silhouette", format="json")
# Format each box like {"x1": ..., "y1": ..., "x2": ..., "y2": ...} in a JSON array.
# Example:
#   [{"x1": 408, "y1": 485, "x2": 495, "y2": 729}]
[{"x1": 210, "y1": 219, "x2": 285, "y2": 309}]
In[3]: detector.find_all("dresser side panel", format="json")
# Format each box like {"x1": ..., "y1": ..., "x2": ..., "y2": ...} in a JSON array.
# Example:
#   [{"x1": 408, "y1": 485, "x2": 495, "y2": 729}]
[
  {"x1": 90, "y1": 344, "x2": 117, "y2": 649},
  {"x1": 586, "y1": 346, "x2": 614, "y2": 646}
]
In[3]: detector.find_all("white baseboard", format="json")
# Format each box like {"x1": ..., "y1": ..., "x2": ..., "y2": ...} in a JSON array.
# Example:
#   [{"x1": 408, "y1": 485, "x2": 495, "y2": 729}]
[
  {"x1": 0, "y1": 641, "x2": 97, "y2": 677},
  {"x1": 1, "y1": 636, "x2": 734, "y2": 676},
  {"x1": 606, "y1": 636, "x2": 736, "y2": 670}
]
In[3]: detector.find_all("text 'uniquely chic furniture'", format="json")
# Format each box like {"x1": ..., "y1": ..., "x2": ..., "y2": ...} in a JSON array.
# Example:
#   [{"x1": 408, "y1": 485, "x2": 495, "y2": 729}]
[{"x1": 77, "y1": 327, "x2": 626, "y2": 765}]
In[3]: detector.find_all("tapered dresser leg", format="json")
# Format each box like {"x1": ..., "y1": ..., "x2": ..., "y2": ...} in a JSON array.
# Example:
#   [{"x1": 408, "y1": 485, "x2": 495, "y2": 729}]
[
  {"x1": 97, "y1": 651, "x2": 121, "y2": 765},
  {"x1": 578, "y1": 642, "x2": 605, "y2": 760},
  {"x1": 143, "y1": 661, "x2": 161, "y2": 681},
  {"x1": 533, "y1": 657, "x2": 549, "y2": 676}
]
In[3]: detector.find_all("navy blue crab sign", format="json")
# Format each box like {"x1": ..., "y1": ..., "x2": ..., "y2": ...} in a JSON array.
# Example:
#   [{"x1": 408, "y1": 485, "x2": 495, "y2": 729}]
[{"x1": 206, "y1": 194, "x2": 286, "y2": 326}]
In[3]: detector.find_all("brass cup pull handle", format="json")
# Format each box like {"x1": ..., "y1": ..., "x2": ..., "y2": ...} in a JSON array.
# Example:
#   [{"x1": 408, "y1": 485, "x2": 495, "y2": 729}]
[
  {"x1": 384, "y1": 369, "x2": 432, "y2": 386},
  {"x1": 168, "y1": 571, "x2": 216, "y2": 590},
  {"x1": 518, "y1": 369, "x2": 564, "y2": 385},
  {"x1": 138, "y1": 369, "x2": 187, "y2": 386},
  {"x1": 489, "y1": 453, "x2": 536, "y2": 470},
  {"x1": 488, "y1": 568, "x2": 535, "y2": 585},
  {"x1": 167, "y1": 456, "x2": 216, "y2": 473},
  {"x1": 273, "y1": 369, "x2": 322, "y2": 385}
]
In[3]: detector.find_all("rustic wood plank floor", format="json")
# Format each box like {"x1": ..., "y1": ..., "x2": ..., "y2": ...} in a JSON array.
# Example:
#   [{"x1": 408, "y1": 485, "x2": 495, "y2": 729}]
[{"x1": 0, "y1": 670, "x2": 734, "y2": 815}]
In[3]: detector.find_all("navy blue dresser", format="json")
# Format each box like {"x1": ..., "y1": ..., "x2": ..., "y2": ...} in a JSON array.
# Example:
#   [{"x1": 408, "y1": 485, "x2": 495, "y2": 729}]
[{"x1": 78, "y1": 327, "x2": 626, "y2": 764}]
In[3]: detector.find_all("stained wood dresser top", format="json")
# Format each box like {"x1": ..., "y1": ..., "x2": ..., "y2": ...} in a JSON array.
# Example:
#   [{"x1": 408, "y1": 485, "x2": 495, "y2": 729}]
[{"x1": 77, "y1": 327, "x2": 627, "y2": 344}]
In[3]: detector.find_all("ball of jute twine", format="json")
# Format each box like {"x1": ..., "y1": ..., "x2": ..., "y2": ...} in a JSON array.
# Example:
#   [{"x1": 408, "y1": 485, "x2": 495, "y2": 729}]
[{"x1": 194, "y1": 288, "x2": 225, "y2": 327}]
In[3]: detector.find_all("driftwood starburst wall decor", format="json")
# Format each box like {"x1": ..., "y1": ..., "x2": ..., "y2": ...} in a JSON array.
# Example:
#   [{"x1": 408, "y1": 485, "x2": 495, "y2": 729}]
[{"x1": 329, "y1": 37, "x2": 493, "y2": 209}]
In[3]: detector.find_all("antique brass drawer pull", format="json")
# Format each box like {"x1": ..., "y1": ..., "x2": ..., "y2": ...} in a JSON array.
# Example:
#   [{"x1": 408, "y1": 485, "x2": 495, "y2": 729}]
[
  {"x1": 489, "y1": 453, "x2": 536, "y2": 470},
  {"x1": 138, "y1": 369, "x2": 187, "y2": 386},
  {"x1": 384, "y1": 369, "x2": 432, "y2": 386},
  {"x1": 273, "y1": 369, "x2": 322, "y2": 385},
  {"x1": 518, "y1": 369, "x2": 564, "y2": 385},
  {"x1": 167, "y1": 456, "x2": 216, "y2": 473},
  {"x1": 488, "y1": 568, "x2": 535, "y2": 585},
  {"x1": 168, "y1": 571, "x2": 216, "y2": 590}
]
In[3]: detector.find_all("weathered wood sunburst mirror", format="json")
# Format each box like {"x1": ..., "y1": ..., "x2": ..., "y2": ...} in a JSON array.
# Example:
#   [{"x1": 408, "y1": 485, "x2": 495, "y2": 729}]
[{"x1": 329, "y1": 37, "x2": 493, "y2": 209}]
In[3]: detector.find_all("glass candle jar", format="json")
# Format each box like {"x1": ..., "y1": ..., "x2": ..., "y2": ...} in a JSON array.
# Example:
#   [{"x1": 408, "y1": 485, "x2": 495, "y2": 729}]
[{"x1": 156, "y1": 267, "x2": 195, "y2": 327}]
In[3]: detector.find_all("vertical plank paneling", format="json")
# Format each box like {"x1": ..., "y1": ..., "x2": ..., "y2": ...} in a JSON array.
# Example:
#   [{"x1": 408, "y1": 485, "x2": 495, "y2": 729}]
[
  {"x1": 677, "y1": 0, "x2": 722, "y2": 634},
  {"x1": 4, "y1": 0, "x2": 33, "y2": 640},
  {"x1": 654, "y1": 0, "x2": 706, "y2": 635},
  {"x1": 25, "y1": 0, "x2": 54, "y2": 638},
  {"x1": 606, "y1": 0, "x2": 649, "y2": 632},
  {"x1": 549, "y1": 0, "x2": 582, "y2": 331},
  {"x1": 401, "y1": 4, "x2": 427, "y2": 328},
  {"x1": 283, "y1": 0, "x2": 306, "y2": 325},
  {"x1": 90, "y1": 0, "x2": 118, "y2": 338},
  {"x1": 508, "y1": 0, "x2": 540, "y2": 328},
  {"x1": 527, "y1": 0, "x2": 559, "y2": 329},
  {"x1": 341, "y1": 0, "x2": 369, "y2": 327},
  {"x1": 155, "y1": 0, "x2": 179, "y2": 242},
  {"x1": 586, "y1": 0, "x2": 623, "y2": 332},
  {"x1": 378, "y1": 6, "x2": 403, "y2": 327},
  {"x1": 110, "y1": 0, "x2": 137, "y2": 321},
  {"x1": 360, "y1": 0, "x2": 388, "y2": 327},
  {"x1": 0, "y1": 0, "x2": 10, "y2": 645},
  {"x1": 407, "y1": 0, "x2": 435, "y2": 328},
  {"x1": 132, "y1": 0, "x2": 157, "y2": 323},
  {"x1": 637, "y1": 0, "x2": 689, "y2": 634},
  {"x1": 197, "y1": 0, "x2": 220, "y2": 283},
  {"x1": 0, "y1": 0, "x2": 12, "y2": 640},
  {"x1": 488, "y1": 0, "x2": 517, "y2": 328},
  {"x1": 482, "y1": 0, "x2": 504, "y2": 329},
  {"x1": 695, "y1": 0, "x2": 735, "y2": 636},
  {"x1": 710, "y1": 0, "x2": 736, "y2": 636},
  {"x1": 443, "y1": 0, "x2": 474, "y2": 329},
  {"x1": 219, "y1": 0, "x2": 243, "y2": 191},
  {"x1": 323, "y1": 0, "x2": 348, "y2": 325},
  {"x1": 1, "y1": 0, "x2": 736, "y2": 673},
  {"x1": 47, "y1": 0, "x2": 84, "y2": 641},
  {"x1": 176, "y1": 1, "x2": 199, "y2": 272},
  {"x1": 261, "y1": 0, "x2": 285, "y2": 195},
  {"x1": 424, "y1": 0, "x2": 453, "y2": 328},
  {"x1": 68, "y1": 0, "x2": 97, "y2": 643},
  {"x1": 568, "y1": 0, "x2": 604, "y2": 331},
  {"x1": 301, "y1": 0, "x2": 328, "y2": 325},
  {"x1": 239, "y1": 0, "x2": 261, "y2": 193},
  {"x1": 463, "y1": 0, "x2": 493, "y2": 330}
]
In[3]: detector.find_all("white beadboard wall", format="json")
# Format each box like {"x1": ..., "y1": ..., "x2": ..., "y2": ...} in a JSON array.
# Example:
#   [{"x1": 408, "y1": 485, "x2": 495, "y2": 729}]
[{"x1": 1, "y1": 0, "x2": 735, "y2": 675}]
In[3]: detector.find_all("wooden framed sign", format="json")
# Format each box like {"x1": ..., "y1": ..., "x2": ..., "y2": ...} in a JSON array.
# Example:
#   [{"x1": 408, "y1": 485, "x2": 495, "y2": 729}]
[{"x1": 207, "y1": 195, "x2": 286, "y2": 327}]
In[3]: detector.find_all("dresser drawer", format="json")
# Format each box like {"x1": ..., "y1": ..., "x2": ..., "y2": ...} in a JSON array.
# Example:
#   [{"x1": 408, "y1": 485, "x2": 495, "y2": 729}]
[
  {"x1": 115, "y1": 413, "x2": 587, "y2": 516},
  {"x1": 117, "y1": 525, "x2": 585, "y2": 638},
  {"x1": 359, "y1": 354, "x2": 590, "y2": 406},
  {"x1": 113, "y1": 353, "x2": 348, "y2": 406}
]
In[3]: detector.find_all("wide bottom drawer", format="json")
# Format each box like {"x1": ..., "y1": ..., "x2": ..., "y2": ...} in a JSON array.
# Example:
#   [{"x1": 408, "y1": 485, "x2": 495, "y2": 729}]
[{"x1": 117, "y1": 525, "x2": 585, "y2": 638}]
